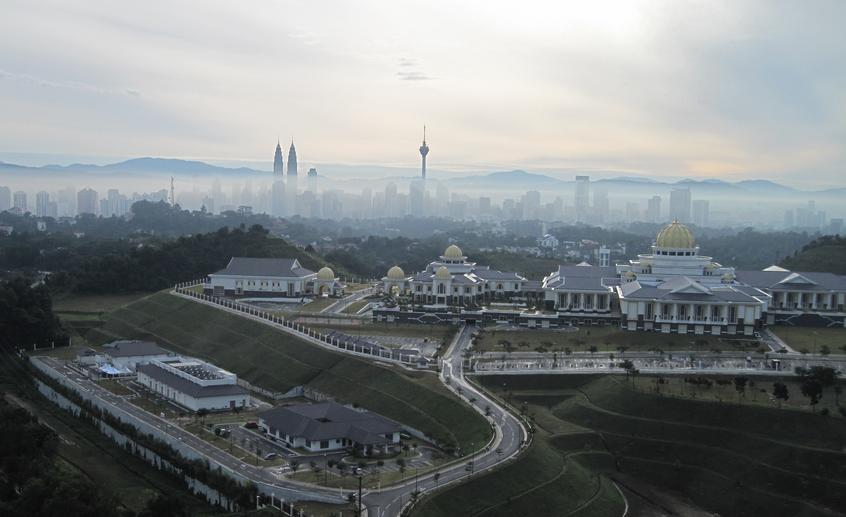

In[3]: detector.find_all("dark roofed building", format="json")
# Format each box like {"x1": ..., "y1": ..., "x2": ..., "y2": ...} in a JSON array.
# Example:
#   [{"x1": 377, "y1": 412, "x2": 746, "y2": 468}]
[
  {"x1": 258, "y1": 402, "x2": 401, "y2": 454},
  {"x1": 98, "y1": 340, "x2": 173, "y2": 371},
  {"x1": 205, "y1": 257, "x2": 317, "y2": 298}
]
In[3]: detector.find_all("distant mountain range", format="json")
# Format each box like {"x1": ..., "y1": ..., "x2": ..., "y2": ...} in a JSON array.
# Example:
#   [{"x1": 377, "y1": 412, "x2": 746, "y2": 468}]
[
  {"x1": 0, "y1": 157, "x2": 266, "y2": 177},
  {"x1": 0, "y1": 158, "x2": 842, "y2": 195},
  {"x1": 447, "y1": 169, "x2": 842, "y2": 195}
]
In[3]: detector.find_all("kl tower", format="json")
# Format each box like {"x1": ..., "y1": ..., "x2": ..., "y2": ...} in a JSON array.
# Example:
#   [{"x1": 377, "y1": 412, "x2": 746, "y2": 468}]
[{"x1": 419, "y1": 125, "x2": 429, "y2": 180}]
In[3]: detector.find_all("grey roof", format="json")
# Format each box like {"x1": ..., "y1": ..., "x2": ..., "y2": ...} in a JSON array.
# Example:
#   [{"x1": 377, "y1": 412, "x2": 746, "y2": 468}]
[
  {"x1": 102, "y1": 340, "x2": 168, "y2": 358},
  {"x1": 735, "y1": 269, "x2": 846, "y2": 291},
  {"x1": 619, "y1": 279, "x2": 766, "y2": 303},
  {"x1": 137, "y1": 363, "x2": 249, "y2": 399},
  {"x1": 473, "y1": 269, "x2": 524, "y2": 281},
  {"x1": 212, "y1": 257, "x2": 315, "y2": 278},
  {"x1": 258, "y1": 402, "x2": 401, "y2": 445},
  {"x1": 544, "y1": 264, "x2": 618, "y2": 291}
]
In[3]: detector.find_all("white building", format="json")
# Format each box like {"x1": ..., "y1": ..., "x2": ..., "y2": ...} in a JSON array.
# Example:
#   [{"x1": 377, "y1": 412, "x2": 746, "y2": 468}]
[
  {"x1": 136, "y1": 358, "x2": 250, "y2": 412},
  {"x1": 89, "y1": 340, "x2": 175, "y2": 374},
  {"x1": 205, "y1": 257, "x2": 343, "y2": 298}
]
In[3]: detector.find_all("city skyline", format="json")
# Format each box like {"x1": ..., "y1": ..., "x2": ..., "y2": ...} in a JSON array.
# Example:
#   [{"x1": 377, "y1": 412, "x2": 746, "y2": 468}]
[{"x1": 2, "y1": 1, "x2": 845, "y2": 188}]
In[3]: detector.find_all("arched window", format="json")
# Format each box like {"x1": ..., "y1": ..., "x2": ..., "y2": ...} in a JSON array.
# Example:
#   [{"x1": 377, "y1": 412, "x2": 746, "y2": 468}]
[{"x1": 437, "y1": 284, "x2": 445, "y2": 294}]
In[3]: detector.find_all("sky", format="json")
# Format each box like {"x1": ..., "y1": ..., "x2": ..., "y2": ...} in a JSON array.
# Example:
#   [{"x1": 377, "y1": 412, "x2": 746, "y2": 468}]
[{"x1": 1, "y1": 0, "x2": 845, "y2": 188}]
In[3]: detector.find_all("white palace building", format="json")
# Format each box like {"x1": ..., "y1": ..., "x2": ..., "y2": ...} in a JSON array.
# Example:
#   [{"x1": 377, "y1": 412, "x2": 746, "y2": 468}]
[{"x1": 374, "y1": 222, "x2": 846, "y2": 335}]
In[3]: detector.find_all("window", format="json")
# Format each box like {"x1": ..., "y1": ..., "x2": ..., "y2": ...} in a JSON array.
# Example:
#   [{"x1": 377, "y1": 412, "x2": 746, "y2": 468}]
[
  {"x1": 437, "y1": 284, "x2": 445, "y2": 294},
  {"x1": 320, "y1": 440, "x2": 329, "y2": 449},
  {"x1": 514, "y1": 283, "x2": 519, "y2": 290},
  {"x1": 416, "y1": 285, "x2": 422, "y2": 292},
  {"x1": 728, "y1": 306, "x2": 737, "y2": 323},
  {"x1": 305, "y1": 440, "x2": 311, "y2": 447}
]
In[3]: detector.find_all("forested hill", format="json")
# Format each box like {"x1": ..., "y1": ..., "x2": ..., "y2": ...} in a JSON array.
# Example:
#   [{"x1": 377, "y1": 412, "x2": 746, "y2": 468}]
[
  {"x1": 780, "y1": 236, "x2": 846, "y2": 275},
  {"x1": 1, "y1": 225, "x2": 332, "y2": 295}
]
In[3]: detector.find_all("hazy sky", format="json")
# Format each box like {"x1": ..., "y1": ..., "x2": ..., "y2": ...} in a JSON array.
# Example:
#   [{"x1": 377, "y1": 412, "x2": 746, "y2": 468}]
[{"x1": 1, "y1": 0, "x2": 844, "y2": 187}]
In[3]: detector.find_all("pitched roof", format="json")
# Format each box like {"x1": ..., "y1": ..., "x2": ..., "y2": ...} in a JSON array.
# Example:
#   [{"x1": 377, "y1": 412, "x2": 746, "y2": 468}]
[
  {"x1": 212, "y1": 257, "x2": 315, "y2": 278},
  {"x1": 102, "y1": 340, "x2": 168, "y2": 358},
  {"x1": 258, "y1": 402, "x2": 401, "y2": 445},
  {"x1": 543, "y1": 264, "x2": 618, "y2": 291},
  {"x1": 734, "y1": 269, "x2": 846, "y2": 291},
  {"x1": 137, "y1": 363, "x2": 249, "y2": 399}
]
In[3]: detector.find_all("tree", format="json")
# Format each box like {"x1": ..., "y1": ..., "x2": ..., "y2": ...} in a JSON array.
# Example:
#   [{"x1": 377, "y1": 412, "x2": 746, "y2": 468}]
[
  {"x1": 801, "y1": 379, "x2": 823, "y2": 412},
  {"x1": 619, "y1": 360, "x2": 635, "y2": 386},
  {"x1": 290, "y1": 460, "x2": 301, "y2": 473},
  {"x1": 772, "y1": 382, "x2": 789, "y2": 408},
  {"x1": 835, "y1": 385, "x2": 842, "y2": 406},
  {"x1": 733, "y1": 376, "x2": 748, "y2": 401}
]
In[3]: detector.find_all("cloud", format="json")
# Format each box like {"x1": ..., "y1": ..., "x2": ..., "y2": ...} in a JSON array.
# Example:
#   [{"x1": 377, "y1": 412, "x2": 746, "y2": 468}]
[
  {"x1": 397, "y1": 70, "x2": 433, "y2": 81},
  {"x1": 0, "y1": 68, "x2": 141, "y2": 98}
]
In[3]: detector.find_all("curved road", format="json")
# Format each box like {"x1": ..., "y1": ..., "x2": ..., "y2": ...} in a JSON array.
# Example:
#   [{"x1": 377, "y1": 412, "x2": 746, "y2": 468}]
[
  {"x1": 362, "y1": 324, "x2": 528, "y2": 516},
  {"x1": 33, "y1": 321, "x2": 527, "y2": 516}
]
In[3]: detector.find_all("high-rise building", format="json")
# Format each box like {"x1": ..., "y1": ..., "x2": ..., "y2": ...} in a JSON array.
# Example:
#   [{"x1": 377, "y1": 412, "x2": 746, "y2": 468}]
[
  {"x1": 625, "y1": 202, "x2": 640, "y2": 222},
  {"x1": 598, "y1": 247, "x2": 611, "y2": 267},
  {"x1": 593, "y1": 187, "x2": 609, "y2": 223},
  {"x1": 646, "y1": 195, "x2": 662, "y2": 223},
  {"x1": 419, "y1": 126, "x2": 429, "y2": 180},
  {"x1": 13, "y1": 191, "x2": 27, "y2": 212},
  {"x1": 669, "y1": 188, "x2": 691, "y2": 222},
  {"x1": 273, "y1": 140, "x2": 284, "y2": 177},
  {"x1": 523, "y1": 190, "x2": 541, "y2": 220},
  {"x1": 286, "y1": 141, "x2": 298, "y2": 215},
  {"x1": 35, "y1": 191, "x2": 50, "y2": 217},
  {"x1": 692, "y1": 199, "x2": 710, "y2": 227},
  {"x1": 57, "y1": 186, "x2": 75, "y2": 217},
  {"x1": 307, "y1": 167, "x2": 318, "y2": 193},
  {"x1": 575, "y1": 176, "x2": 590, "y2": 222},
  {"x1": 77, "y1": 188, "x2": 98, "y2": 215},
  {"x1": 783, "y1": 209, "x2": 795, "y2": 228},
  {"x1": 0, "y1": 186, "x2": 11, "y2": 212},
  {"x1": 409, "y1": 180, "x2": 425, "y2": 217}
]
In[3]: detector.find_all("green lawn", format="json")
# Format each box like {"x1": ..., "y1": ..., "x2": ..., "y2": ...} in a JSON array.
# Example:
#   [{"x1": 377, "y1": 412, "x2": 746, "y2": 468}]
[
  {"x1": 341, "y1": 300, "x2": 369, "y2": 314},
  {"x1": 772, "y1": 326, "x2": 846, "y2": 354},
  {"x1": 53, "y1": 292, "x2": 153, "y2": 313},
  {"x1": 435, "y1": 374, "x2": 846, "y2": 517},
  {"x1": 87, "y1": 292, "x2": 491, "y2": 453},
  {"x1": 299, "y1": 297, "x2": 339, "y2": 313},
  {"x1": 474, "y1": 327, "x2": 762, "y2": 353}
]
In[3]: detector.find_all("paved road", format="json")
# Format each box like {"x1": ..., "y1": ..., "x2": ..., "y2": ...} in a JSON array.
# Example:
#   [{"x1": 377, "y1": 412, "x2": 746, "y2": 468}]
[
  {"x1": 33, "y1": 356, "x2": 347, "y2": 505},
  {"x1": 323, "y1": 287, "x2": 376, "y2": 314},
  {"x1": 362, "y1": 324, "x2": 527, "y2": 516}
]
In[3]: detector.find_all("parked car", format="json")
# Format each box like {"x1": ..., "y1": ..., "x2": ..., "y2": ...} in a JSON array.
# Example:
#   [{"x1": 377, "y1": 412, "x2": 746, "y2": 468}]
[
  {"x1": 244, "y1": 421, "x2": 258, "y2": 429},
  {"x1": 263, "y1": 453, "x2": 279, "y2": 460}
]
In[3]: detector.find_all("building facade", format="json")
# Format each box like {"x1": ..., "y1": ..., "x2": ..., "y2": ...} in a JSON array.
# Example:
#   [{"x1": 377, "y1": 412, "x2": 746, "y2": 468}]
[
  {"x1": 205, "y1": 257, "x2": 343, "y2": 298},
  {"x1": 375, "y1": 222, "x2": 846, "y2": 333},
  {"x1": 137, "y1": 358, "x2": 250, "y2": 412}
]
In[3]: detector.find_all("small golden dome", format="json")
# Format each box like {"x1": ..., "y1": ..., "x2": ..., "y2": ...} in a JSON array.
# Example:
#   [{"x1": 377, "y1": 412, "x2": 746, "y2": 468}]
[
  {"x1": 656, "y1": 221, "x2": 696, "y2": 249},
  {"x1": 721, "y1": 272, "x2": 735, "y2": 283},
  {"x1": 387, "y1": 265, "x2": 405, "y2": 280},
  {"x1": 443, "y1": 244, "x2": 463, "y2": 259},
  {"x1": 317, "y1": 267, "x2": 335, "y2": 281},
  {"x1": 435, "y1": 266, "x2": 451, "y2": 280}
]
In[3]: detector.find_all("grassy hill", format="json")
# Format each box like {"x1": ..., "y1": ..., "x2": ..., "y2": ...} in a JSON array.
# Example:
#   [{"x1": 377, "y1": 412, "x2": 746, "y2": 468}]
[
  {"x1": 81, "y1": 292, "x2": 491, "y2": 453},
  {"x1": 414, "y1": 374, "x2": 846, "y2": 517},
  {"x1": 780, "y1": 235, "x2": 846, "y2": 274}
]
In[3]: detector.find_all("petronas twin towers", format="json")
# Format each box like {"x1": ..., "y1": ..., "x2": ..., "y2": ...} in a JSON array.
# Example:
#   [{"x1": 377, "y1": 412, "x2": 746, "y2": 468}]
[
  {"x1": 272, "y1": 140, "x2": 298, "y2": 217},
  {"x1": 273, "y1": 140, "x2": 297, "y2": 179}
]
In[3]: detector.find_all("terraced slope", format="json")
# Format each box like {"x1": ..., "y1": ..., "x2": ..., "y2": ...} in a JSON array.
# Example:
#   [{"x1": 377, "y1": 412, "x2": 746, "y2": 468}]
[{"x1": 86, "y1": 292, "x2": 491, "y2": 453}]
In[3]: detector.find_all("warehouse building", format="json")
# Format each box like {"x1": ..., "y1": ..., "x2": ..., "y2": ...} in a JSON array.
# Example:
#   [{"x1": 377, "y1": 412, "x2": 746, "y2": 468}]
[{"x1": 137, "y1": 358, "x2": 250, "y2": 412}]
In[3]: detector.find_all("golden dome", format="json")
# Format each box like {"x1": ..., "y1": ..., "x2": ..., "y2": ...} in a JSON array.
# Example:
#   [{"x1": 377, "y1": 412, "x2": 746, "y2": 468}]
[
  {"x1": 656, "y1": 221, "x2": 696, "y2": 249},
  {"x1": 721, "y1": 272, "x2": 735, "y2": 283},
  {"x1": 624, "y1": 271, "x2": 637, "y2": 278},
  {"x1": 387, "y1": 265, "x2": 405, "y2": 280},
  {"x1": 435, "y1": 266, "x2": 451, "y2": 280},
  {"x1": 317, "y1": 267, "x2": 335, "y2": 281},
  {"x1": 443, "y1": 244, "x2": 464, "y2": 259}
]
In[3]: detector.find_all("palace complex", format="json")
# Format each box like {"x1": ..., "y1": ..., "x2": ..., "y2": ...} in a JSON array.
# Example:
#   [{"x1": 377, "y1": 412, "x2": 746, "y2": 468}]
[{"x1": 375, "y1": 222, "x2": 846, "y2": 334}]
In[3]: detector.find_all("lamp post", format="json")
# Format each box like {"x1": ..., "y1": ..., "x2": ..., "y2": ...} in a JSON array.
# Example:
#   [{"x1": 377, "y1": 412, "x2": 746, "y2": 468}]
[{"x1": 356, "y1": 468, "x2": 363, "y2": 517}]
